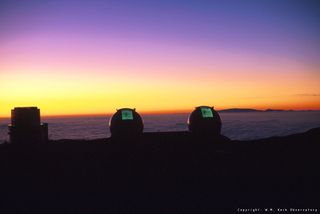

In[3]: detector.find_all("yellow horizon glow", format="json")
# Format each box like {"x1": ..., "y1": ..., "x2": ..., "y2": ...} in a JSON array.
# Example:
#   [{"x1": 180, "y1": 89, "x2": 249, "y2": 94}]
[
  {"x1": 0, "y1": 65, "x2": 319, "y2": 117},
  {"x1": 1, "y1": 39, "x2": 319, "y2": 118}
]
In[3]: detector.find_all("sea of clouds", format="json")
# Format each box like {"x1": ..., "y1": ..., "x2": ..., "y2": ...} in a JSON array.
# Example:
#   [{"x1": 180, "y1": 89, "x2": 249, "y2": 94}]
[{"x1": 1, "y1": 111, "x2": 320, "y2": 143}]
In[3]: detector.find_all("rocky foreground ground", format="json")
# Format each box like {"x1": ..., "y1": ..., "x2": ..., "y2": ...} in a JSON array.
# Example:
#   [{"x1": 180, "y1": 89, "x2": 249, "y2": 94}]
[{"x1": 0, "y1": 128, "x2": 319, "y2": 213}]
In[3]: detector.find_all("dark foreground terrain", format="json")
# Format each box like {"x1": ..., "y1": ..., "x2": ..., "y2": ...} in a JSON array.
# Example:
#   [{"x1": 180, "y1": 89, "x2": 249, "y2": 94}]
[{"x1": 0, "y1": 128, "x2": 319, "y2": 213}]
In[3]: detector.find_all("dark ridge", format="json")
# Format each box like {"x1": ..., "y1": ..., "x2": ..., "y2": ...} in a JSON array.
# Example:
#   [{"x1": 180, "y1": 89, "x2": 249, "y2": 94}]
[
  {"x1": 0, "y1": 128, "x2": 319, "y2": 213},
  {"x1": 218, "y1": 108, "x2": 261, "y2": 113},
  {"x1": 218, "y1": 108, "x2": 319, "y2": 113},
  {"x1": 265, "y1": 108, "x2": 285, "y2": 112}
]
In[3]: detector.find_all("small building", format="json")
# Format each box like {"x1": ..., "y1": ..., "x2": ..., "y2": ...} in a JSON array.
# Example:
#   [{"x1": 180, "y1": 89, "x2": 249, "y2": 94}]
[{"x1": 8, "y1": 107, "x2": 48, "y2": 144}]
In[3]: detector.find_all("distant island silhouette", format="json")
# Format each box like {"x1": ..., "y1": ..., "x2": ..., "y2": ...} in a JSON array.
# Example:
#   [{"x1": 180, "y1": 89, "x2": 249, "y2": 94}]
[{"x1": 217, "y1": 108, "x2": 315, "y2": 113}]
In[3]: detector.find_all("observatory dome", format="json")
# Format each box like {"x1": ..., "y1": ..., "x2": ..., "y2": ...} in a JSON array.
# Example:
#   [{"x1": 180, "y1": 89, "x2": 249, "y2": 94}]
[
  {"x1": 188, "y1": 106, "x2": 221, "y2": 137},
  {"x1": 109, "y1": 108, "x2": 143, "y2": 137}
]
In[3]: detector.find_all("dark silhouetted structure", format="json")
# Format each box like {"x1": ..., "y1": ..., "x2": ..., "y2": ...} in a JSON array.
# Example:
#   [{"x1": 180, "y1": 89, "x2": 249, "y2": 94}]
[
  {"x1": 8, "y1": 107, "x2": 48, "y2": 144},
  {"x1": 188, "y1": 106, "x2": 222, "y2": 137},
  {"x1": 109, "y1": 108, "x2": 143, "y2": 138}
]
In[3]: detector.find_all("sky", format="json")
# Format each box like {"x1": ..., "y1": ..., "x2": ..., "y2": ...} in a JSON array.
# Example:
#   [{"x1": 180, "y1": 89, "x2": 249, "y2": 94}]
[{"x1": 0, "y1": 0, "x2": 320, "y2": 116}]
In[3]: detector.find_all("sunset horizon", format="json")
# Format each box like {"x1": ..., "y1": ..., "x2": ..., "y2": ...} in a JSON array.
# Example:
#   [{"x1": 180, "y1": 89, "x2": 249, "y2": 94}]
[
  {"x1": 1, "y1": 0, "x2": 319, "y2": 117},
  {"x1": 1, "y1": 105, "x2": 320, "y2": 118}
]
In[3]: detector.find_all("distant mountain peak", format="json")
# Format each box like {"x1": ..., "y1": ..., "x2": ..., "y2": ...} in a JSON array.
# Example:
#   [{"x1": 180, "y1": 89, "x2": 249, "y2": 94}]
[
  {"x1": 218, "y1": 108, "x2": 309, "y2": 113},
  {"x1": 218, "y1": 108, "x2": 261, "y2": 113}
]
